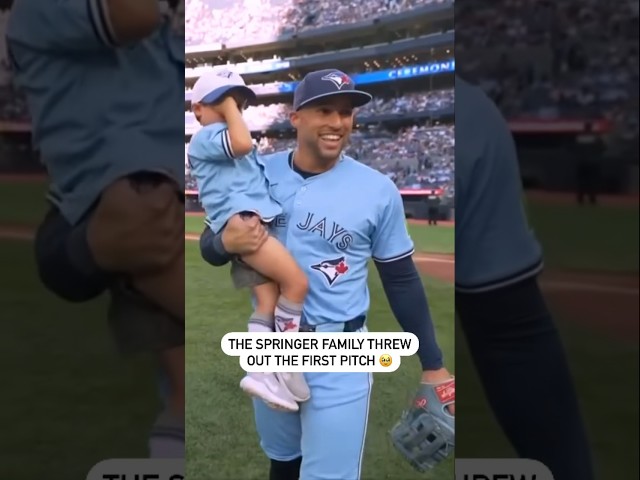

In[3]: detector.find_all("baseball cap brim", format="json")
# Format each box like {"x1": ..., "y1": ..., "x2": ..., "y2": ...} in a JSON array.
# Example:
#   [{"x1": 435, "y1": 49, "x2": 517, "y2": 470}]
[
  {"x1": 296, "y1": 90, "x2": 373, "y2": 111},
  {"x1": 197, "y1": 85, "x2": 257, "y2": 105}
]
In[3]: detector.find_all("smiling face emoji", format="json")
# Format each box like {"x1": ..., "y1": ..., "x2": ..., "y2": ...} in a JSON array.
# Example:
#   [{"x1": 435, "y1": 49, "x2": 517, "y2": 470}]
[{"x1": 379, "y1": 354, "x2": 392, "y2": 368}]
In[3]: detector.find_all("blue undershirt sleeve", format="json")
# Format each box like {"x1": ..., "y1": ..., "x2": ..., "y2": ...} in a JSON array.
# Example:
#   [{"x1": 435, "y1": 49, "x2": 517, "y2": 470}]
[{"x1": 375, "y1": 255, "x2": 444, "y2": 371}]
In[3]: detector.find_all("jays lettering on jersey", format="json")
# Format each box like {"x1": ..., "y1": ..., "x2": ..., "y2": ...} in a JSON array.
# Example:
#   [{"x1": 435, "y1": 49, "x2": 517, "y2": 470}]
[
  {"x1": 187, "y1": 123, "x2": 282, "y2": 234},
  {"x1": 455, "y1": 77, "x2": 543, "y2": 292},
  {"x1": 6, "y1": 0, "x2": 185, "y2": 225},
  {"x1": 261, "y1": 151, "x2": 415, "y2": 325}
]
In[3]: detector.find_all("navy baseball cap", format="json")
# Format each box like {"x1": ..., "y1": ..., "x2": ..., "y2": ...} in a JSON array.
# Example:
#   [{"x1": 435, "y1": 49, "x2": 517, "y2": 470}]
[{"x1": 293, "y1": 69, "x2": 372, "y2": 111}]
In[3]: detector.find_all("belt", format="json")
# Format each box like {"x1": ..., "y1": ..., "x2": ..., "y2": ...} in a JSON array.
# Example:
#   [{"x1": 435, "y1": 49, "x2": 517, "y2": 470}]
[{"x1": 299, "y1": 315, "x2": 365, "y2": 333}]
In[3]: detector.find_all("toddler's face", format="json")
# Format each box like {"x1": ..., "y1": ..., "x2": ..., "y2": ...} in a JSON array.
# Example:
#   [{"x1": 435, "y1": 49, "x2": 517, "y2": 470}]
[{"x1": 192, "y1": 103, "x2": 219, "y2": 125}]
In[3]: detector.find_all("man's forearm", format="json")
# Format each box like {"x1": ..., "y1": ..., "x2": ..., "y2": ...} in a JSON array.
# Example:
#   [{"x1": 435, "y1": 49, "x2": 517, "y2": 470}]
[
  {"x1": 199, "y1": 227, "x2": 232, "y2": 266},
  {"x1": 376, "y1": 257, "x2": 444, "y2": 371}
]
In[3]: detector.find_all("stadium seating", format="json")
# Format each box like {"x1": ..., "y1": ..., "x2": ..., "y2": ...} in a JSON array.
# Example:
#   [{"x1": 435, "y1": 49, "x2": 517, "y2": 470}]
[
  {"x1": 2, "y1": 0, "x2": 637, "y2": 186},
  {"x1": 185, "y1": 123, "x2": 455, "y2": 192},
  {"x1": 456, "y1": 0, "x2": 638, "y2": 136},
  {"x1": 185, "y1": 0, "x2": 448, "y2": 47},
  {"x1": 185, "y1": 90, "x2": 455, "y2": 132}
]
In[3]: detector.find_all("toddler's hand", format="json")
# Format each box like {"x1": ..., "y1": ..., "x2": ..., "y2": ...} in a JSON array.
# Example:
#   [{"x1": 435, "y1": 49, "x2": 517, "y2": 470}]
[{"x1": 213, "y1": 96, "x2": 241, "y2": 117}]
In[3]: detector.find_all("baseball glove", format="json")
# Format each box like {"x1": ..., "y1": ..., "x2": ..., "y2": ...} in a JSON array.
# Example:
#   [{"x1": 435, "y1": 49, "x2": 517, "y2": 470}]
[{"x1": 390, "y1": 377, "x2": 455, "y2": 472}]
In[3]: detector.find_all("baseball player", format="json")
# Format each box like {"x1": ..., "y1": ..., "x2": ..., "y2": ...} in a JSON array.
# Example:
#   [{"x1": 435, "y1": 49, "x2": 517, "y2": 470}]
[
  {"x1": 6, "y1": 0, "x2": 186, "y2": 458},
  {"x1": 199, "y1": 69, "x2": 455, "y2": 480},
  {"x1": 454, "y1": 76, "x2": 594, "y2": 480},
  {"x1": 187, "y1": 69, "x2": 310, "y2": 412}
]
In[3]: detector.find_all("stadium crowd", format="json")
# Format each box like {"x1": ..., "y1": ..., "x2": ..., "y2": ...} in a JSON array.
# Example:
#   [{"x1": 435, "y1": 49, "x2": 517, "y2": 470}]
[
  {"x1": 183, "y1": 0, "x2": 638, "y2": 144},
  {"x1": 185, "y1": 0, "x2": 448, "y2": 47},
  {"x1": 4, "y1": 0, "x2": 636, "y2": 139},
  {"x1": 456, "y1": 0, "x2": 639, "y2": 141},
  {"x1": 2, "y1": 0, "x2": 636, "y2": 186},
  {"x1": 185, "y1": 123, "x2": 455, "y2": 193},
  {"x1": 185, "y1": 90, "x2": 454, "y2": 132}
]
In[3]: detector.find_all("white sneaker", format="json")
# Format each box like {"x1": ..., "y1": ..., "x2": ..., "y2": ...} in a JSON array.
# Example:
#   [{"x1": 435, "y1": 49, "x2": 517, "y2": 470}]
[
  {"x1": 240, "y1": 373, "x2": 299, "y2": 412},
  {"x1": 276, "y1": 372, "x2": 311, "y2": 403}
]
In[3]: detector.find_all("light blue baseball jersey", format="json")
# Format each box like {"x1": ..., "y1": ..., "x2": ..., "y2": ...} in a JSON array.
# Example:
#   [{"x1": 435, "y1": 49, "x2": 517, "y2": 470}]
[
  {"x1": 187, "y1": 122, "x2": 283, "y2": 233},
  {"x1": 455, "y1": 77, "x2": 543, "y2": 292},
  {"x1": 6, "y1": 0, "x2": 185, "y2": 225},
  {"x1": 260, "y1": 150, "x2": 415, "y2": 325}
]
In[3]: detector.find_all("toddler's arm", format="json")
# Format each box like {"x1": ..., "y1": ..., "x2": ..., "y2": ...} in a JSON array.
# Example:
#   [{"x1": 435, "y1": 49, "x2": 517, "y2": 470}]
[{"x1": 214, "y1": 97, "x2": 254, "y2": 158}]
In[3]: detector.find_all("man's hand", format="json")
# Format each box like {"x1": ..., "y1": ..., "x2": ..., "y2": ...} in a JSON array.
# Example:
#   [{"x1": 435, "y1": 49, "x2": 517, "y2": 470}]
[
  {"x1": 221, "y1": 213, "x2": 268, "y2": 256},
  {"x1": 87, "y1": 178, "x2": 183, "y2": 274},
  {"x1": 422, "y1": 368, "x2": 455, "y2": 415}
]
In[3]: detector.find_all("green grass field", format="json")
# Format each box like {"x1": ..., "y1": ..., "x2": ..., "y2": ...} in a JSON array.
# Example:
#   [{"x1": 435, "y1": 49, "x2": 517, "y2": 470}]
[
  {"x1": 525, "y1": 202, "x2": 638, "y2": 273},
  {"x1": 185, "y1": 240, "x2": 455, "y2": 479},
  {"x1": 0, "y1": 181, "x2": 48, "y2": 226},
  {"x1": 185, "y1": 211, "x2": 456, "y2": 478},
  {"x1": 0, "y1": 241, "x2": 160, "y2": 480},
  {"x1": 1, "y1": 179, "x2": 637, "y2": 479}
]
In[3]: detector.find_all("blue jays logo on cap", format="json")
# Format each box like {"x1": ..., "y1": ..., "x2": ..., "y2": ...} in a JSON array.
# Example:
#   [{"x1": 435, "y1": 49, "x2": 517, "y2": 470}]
[
  {"x1": 293, "y1": 69, "x2": 373, "y2": 110},
  {"x1": 321, "y1": 71, "x2": 353, "y2": 90},
  {"x1": 216, "y1": 69, "x2": 234, "y2": 79}
]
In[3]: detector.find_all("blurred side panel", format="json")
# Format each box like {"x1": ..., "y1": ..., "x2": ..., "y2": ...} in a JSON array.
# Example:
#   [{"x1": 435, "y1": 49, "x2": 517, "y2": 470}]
[
  {"x1": 1, "y1": 1, "x2": 185, "y2": 478},
  {"x1": 454, "y1": 0, "x2": 638, "y2": 479}
]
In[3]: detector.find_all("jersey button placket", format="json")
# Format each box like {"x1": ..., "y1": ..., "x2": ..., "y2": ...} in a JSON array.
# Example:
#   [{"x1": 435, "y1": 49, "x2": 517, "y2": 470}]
[{"x1": 295, "y1": 184, "x2": 307, "y2": 207}]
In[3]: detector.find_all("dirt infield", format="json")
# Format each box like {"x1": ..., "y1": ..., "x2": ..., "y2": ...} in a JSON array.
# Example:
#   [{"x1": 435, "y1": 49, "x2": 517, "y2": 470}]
[
  {"x1": 408, "y1": 219, "x2": 455, "y2": 227},
  {"x1": 185, "y1": 211, "x2": 457, "y2": 226},
  {"x1": 414, "y1": 253, "x2": 455, "y2": 283},
  {"x1": 399, "y1": 251, "x2": 638, "y2": 342},
  {"x1": 2, "y1": 227, "x2": 636, "y2": 342},
  {"x1": 411, "y1": 252, "x2": 637, "y2": 342},
  {"x1": 0, "y1": 225, "x2": 34, "y2": 240},
  {"x1": 539, "y1": 270, "x2": 639, "y2": 341},
  {"x1": 183, "y1": 231, "x2": 456, "y2": 284},
  {"x1": 0, "y1": 174, "x2": 48, "y2": 183}
]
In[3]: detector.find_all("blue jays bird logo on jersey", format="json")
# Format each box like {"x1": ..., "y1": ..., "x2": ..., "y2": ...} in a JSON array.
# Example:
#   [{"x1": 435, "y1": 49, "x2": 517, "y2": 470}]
[
  {"x1": 311, "y1": 257, "x2": 350, "y2": 286},
  {"x1": 321, "y1": 72, "x2": 352, "y2": 90}
]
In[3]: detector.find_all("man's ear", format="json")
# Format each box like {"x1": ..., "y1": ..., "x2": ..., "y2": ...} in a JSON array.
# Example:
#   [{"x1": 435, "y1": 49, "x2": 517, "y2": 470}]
[{"x1": 289, "y1": 111, "x2": 299, "y2": 129}]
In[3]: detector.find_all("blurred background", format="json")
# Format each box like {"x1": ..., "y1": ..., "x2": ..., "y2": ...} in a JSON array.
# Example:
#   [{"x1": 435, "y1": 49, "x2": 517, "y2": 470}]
[
  {"x1": 456, "y1": 0, "x2": 638, "y2": 195},
  {"x1": 454, "y1": 1, "x2": 638, "y2": 480}
]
